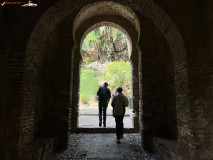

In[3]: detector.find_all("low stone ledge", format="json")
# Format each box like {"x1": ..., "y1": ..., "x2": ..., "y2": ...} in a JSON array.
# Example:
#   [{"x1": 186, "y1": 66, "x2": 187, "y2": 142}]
[
  {"x1": 79, "y1": 114, "x2": 131, "y2": 116},
  {"x1": 32, "y1": 138, "x2": 55, "y2": 160},
  {"x1": 153, "y1": 137, "x2": 178, "y2": 160},
  {"x1": 76, "y1": 128, "x2": 136, "y2": 133}
]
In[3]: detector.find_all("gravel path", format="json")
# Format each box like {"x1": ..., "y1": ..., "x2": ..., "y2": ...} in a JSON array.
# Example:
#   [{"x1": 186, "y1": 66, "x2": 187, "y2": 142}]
[{"x1": 49, "y1": 133, "x2": 157, "y2": 160}]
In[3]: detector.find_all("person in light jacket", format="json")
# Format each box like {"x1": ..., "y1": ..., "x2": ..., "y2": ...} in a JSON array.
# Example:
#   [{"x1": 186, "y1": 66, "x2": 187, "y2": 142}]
[{"x1": 111, "y1": 87, "x2": 128, "y2": 143}]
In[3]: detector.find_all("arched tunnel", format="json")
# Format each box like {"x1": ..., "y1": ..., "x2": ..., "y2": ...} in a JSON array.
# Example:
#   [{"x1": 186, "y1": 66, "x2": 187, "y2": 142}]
[{"x1": 0, "y1": 0, "x2": 213, "y2": 159}]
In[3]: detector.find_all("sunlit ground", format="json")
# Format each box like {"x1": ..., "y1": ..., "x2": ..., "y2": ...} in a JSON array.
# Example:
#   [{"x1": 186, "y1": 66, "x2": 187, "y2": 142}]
[{"x1": 78, "y1": 103, "x2": 133, "y2": 128}]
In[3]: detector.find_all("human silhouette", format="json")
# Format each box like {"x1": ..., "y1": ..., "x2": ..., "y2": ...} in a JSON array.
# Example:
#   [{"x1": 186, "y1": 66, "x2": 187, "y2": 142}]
[
  {"x1": 111, "y1": 87, "x2": 128, "y2": 143},
  {"x1": 97, "y1": 82, "x2": 111, "y2": 127}
]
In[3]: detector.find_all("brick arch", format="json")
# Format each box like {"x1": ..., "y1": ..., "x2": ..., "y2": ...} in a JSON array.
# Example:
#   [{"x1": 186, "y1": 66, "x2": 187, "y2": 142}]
[
  {"x1": 23, "y1": 0, "x2": 189, "y2": 155},
  {"x1": 25, "y1": 0, "x2": 189, "y2": 91},
  {"x1": 24, "y1": 0, "x2": 189, "y2": 74},
  {"x1": 25, "y1": 0, "x2": 188, "y2": 67},
  {"x1": 71, "y1": 3, "x2": 141, "y2": 131},
  {"x1": 25, "y1": 0, "x2": 189, "y2": 93},
  {"x1": 71, "y1": 17, "x2": 139, "y2": 132},
  {"x1": 73, "y1": 1, "x2": 140, "y2": 44}
]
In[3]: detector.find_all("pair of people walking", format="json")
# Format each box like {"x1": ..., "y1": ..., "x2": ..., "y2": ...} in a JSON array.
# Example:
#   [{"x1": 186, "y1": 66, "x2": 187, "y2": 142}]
[{"x1": 97, "y1": 82, "x2": 129, "y2": 143}]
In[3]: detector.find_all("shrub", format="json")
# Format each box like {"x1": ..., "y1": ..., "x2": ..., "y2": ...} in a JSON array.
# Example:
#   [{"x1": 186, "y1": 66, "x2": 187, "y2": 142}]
[
  {"x1": 80, "y1": 67, "x2": 99, "y2": 103},
  {"x1": 103, "y1": 60, "x2": 131, "y2": 95}
]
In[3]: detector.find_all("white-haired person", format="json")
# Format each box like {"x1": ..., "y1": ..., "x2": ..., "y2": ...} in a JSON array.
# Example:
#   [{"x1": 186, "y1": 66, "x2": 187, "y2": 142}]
[{"x1": 111, "y1": 87, "x2": 128, "y2": 143}]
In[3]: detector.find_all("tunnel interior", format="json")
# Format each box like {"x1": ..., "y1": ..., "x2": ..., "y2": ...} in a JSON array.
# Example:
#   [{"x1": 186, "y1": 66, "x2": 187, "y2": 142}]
[{"x1": 1, "y1": 1, "x2": 213, "y2": 160}]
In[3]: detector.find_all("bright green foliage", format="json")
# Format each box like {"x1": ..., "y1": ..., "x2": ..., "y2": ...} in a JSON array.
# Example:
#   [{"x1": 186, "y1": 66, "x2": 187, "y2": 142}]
[
  {"x1": 103, "y1": 60, "x2": 131, "y2": 89},
  {"x1": 80, "y1": 67, "x2": 99, "y2": 102}
]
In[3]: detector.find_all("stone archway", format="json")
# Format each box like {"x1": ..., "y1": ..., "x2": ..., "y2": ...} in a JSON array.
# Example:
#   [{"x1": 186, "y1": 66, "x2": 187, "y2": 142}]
[
  {"x1": 71, "y1": 2, "x2": 141, "y2": 133},
  {"x1": 22, "y1": 0, "x2": 189, "y2": 156},
  {"x1": 73, "y1": 23, "x2": 137, "y2": 132}
]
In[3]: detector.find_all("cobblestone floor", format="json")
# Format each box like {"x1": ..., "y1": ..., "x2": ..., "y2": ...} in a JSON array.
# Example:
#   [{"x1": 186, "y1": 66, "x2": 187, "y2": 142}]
[{"x1": 49, "y1": 133, "x2": 157, "y2": 160}]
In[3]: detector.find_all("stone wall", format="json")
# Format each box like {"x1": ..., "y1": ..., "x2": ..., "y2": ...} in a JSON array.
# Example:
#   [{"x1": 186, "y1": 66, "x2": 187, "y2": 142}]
[
  {"x1": 153, "y1": 138, "x2": 178, "y2": 160},
  {"x1": 34, "y1": 21, "x2": 72, "y2": 144},
  {"x1": 140, "y1": 19, "x2": 177, "y2": 140},
  {"x1": 139, "y1": 17, "x2": 177, "y2": 151}
]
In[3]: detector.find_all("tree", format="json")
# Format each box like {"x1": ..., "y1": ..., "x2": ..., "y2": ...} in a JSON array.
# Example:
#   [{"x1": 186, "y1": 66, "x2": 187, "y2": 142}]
[
  {"x1": 82, "y1": 26, "x2": 128, "y2": 64},
  {"x1": 82, "y1": 27, "x2": 108, "y2": 63}
]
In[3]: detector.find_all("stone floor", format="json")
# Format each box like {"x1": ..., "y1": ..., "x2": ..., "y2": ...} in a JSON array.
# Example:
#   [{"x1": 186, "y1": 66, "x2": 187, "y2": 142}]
[
  {"x1": 79, "y1": 106, "x2": 133, "y2": 116},
  {"x1": 79, "y1": 116, "x2": 133, "y2": 128},
  {"x1": 79, "y1": 107, "x2": 134, "y2": 128},
  {"x1": 49, "y1": 133, "x2": 157, "y2": 160}
]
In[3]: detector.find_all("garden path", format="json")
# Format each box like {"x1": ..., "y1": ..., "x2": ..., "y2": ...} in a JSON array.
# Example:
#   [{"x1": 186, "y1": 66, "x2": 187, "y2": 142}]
[{"x1": 79, "y1": 106, "x2": 133, "y2": 128}]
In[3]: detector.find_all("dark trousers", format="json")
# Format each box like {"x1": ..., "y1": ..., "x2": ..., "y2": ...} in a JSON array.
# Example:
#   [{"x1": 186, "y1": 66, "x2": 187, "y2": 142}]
[
  {"x1": 115, "y1": 115, "x2": 124, "y2": 139},
  {"x1": 99, "y1": 102, "x2": 108, "y2": 124}
]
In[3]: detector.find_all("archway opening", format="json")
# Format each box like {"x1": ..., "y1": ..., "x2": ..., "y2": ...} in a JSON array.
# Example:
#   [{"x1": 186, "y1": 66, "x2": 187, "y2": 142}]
[
  {"x1": 71, "y1": 1, "x2": 141, "y2": 133},
  {"x1": 78, "y1": 26, "x2": 134, "y2": 129}
]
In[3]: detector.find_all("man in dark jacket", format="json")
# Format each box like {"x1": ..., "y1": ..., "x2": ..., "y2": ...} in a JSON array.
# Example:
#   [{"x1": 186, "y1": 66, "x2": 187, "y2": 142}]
[{"x1": 97, "y1": 82, "x2": 111, "y2": 127}]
